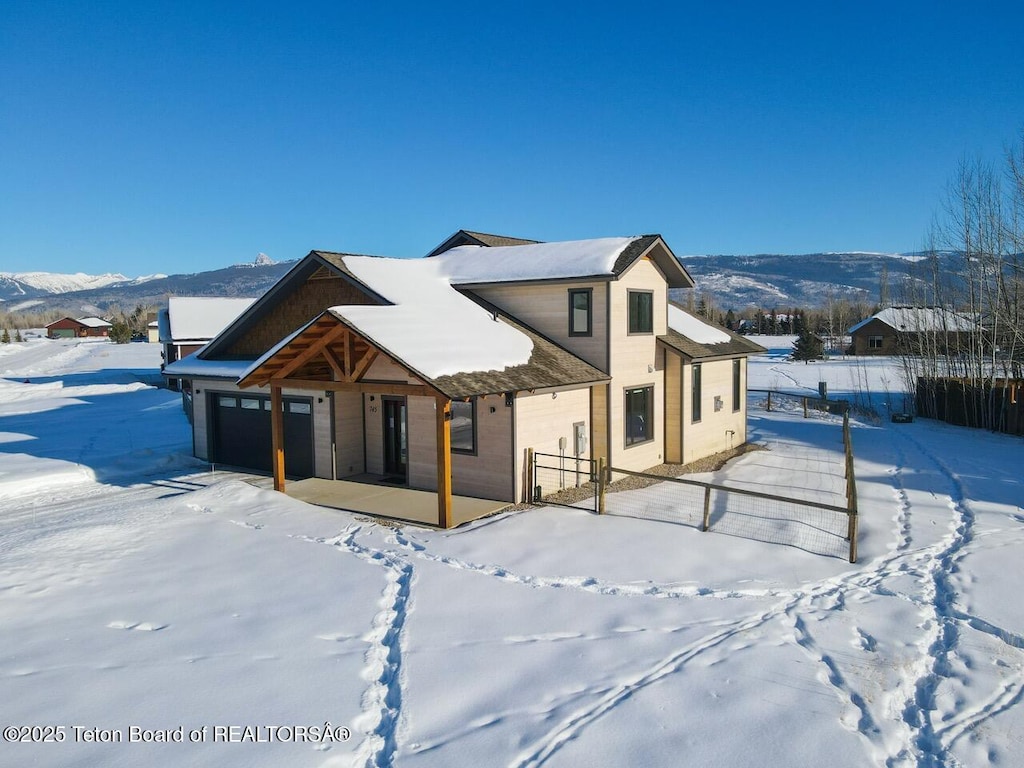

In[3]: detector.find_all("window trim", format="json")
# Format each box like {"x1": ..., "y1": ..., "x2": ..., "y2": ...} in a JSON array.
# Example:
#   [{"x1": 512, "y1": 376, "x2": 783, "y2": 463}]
[
  {"x1": 627, "y1": 290, "x2": 654, "y2": 335},
  {"x1": 868, "y1": 335, "x2": 884, "y2": 349},
  {"x1": 568, "y1": 288, "x2": 593, "y2": 337},
  {"x1": 624, "y1": 384, "x2": 655, "y2": 447},
  {"x1": 692, "y1": 363, "x2": 703, "y2": 423},
  {"x1": 450, "y1": 399, "x2": 477, "y2": 455}
]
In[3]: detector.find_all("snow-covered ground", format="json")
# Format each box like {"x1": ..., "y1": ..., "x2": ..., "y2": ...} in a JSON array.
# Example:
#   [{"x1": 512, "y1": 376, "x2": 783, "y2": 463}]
[{"x1": 1, "y1": 336, "x2": 1022, "y2": 767}]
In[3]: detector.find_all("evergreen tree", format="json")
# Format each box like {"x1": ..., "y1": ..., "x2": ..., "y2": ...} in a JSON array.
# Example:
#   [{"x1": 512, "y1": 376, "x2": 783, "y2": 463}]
[
  {"x1": 724, "y1": 309, "x2": 736, "y2": 330},
  {"x1": 1, "y1": 329, "x2": 9, "y2": 344},
  {"x1": 109, "y1": 320, "x2": 132, "y2": 344},
  {"x1": 14, "y1": 329, "x2": 23, "y2": 342},
  {"x1": 792, "y1": 328, "x2": 824, "y2": 362}
]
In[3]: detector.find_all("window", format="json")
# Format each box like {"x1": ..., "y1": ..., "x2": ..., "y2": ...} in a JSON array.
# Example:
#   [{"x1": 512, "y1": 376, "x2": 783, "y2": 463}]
[
  {"x1": 568, "y1": 288, "x2": 592, "y2": 336},
  {"x1": 868, "y1": 336, "x2": 884, "y2": 349},
  {"x1": 628, "y1": 291, "x2": 653, "y2": 334},
  {"x1": 692, "y1": 364, "x2": 702, "y2": 423},
  {"x1": 625, "y1": 386, "x2": 654, "y2": 446},
  {"x1": 732, "y1": 358, "x2": 741, "y2": 412},
  {"x1": 451, "y1": 400, "x2": 476, "y2": 453}
]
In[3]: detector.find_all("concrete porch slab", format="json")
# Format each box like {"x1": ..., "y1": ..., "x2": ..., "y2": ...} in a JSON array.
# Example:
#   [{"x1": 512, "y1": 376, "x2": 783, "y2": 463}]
[{"x1": 283, "y1": 477, "x2": 510, "y2": 527}]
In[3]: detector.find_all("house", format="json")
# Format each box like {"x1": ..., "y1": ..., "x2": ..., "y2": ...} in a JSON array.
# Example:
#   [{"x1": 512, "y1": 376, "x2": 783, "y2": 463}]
[
  {"x1": 46, "y1": 316, "x2": 112, "y2": 339},
  {"x1": 164, "y1": 232, "x2": 764, "y2": 526},
  {"x1": 158, "y1": 297, "x2": 256, "y2": 391},
  {"x1": 848, "y1": 306, "x2": 977, "y2": 356}
]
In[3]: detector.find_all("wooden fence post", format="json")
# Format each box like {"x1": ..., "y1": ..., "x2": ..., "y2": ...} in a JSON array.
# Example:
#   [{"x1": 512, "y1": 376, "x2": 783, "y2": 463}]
[
  {"x1": 702, "y1": 486, "x2": 712, "y2": 531},
  {"x1": 767, "y1": 391, "x2": 772, "y2": 411},
  {"x1": 803, "y1": 397, "x2": 808, "y2": 418}
]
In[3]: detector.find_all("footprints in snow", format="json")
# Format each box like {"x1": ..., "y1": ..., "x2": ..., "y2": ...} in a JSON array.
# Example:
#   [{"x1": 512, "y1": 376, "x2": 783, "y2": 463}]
[{"x1": 107, "y1": 620, "x2": 167, "y2": 632}]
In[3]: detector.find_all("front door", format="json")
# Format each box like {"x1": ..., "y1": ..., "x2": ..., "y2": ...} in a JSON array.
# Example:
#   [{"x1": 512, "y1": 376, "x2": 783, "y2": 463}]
[{"x1": 382, "y1": 397, "x2": 407, "y2": 481}]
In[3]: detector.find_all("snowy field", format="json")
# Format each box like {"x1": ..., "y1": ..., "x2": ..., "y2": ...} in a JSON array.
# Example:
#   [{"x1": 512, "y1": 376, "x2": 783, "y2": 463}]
[{"x1": 1, "y1": 336, "x2": 1023, "y2": 767}]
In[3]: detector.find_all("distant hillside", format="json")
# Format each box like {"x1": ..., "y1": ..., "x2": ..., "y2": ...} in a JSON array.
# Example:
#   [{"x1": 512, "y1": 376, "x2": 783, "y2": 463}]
[
  {"x1": 673, "y1": 251, "x2": 957, "y2": 309},
  {"x1": 1, "y1": 260, "x2": 296, "y2": 315}
]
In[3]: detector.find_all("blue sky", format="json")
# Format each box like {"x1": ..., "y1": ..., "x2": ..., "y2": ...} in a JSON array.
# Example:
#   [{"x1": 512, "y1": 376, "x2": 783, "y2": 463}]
[{"x1": 2, "y1": 1, "x2": 1023, "y2": 276}]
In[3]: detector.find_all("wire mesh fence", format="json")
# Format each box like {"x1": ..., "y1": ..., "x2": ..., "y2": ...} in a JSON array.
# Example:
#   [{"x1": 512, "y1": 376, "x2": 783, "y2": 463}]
[
  {"x1": 531, "y1": 452, "x2": 599, "y2": 513},
  {"x1": 602, "y1": 468, "x2": 854, "y2": 561}
]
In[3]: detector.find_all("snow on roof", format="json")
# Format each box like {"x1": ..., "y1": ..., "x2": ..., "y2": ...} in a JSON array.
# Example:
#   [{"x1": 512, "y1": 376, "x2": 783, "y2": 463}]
[
  {"x1": 166, "y1": 297, "x2": 256, "y2": 341},
  {"x1": 331, "y1": 255, "x2": 534, "y2": 379},
  {"x1": 77, "y1": 316, "x2": 112, "y2": 328},
  {"x1": 667, "y1": 304, "x2": 731, "y2": 344},
  {"x1": 848, "y1": 306, "x2": 976, "y2": 335},
  {"x1": 436, "y1": 237, "x2": 642, "y2": 284},
  {"x1": 164, "y1": 353, "x2": 254, "y2": 379}
]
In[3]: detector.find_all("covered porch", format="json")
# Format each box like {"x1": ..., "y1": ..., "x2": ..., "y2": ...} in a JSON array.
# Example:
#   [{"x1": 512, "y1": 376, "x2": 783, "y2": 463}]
[{"x1": 284, "y1": 477, "x2": 510, "y2": 527}]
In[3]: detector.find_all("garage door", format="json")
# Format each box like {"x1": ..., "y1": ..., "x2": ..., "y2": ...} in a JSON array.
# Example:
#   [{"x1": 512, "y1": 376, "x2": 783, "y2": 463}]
[{"x1": 210, "y1": 393, "x2": 314, "y2": 478}]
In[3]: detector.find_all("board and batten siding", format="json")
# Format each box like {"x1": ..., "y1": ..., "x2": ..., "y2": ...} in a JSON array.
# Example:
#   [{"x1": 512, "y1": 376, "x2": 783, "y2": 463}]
[
  {"x1": 513, "y1": 385, "x2": 593, "y2": 502},
  {"x1": 188, "y1": 377, "x2": 333, "y2": 479},
  {"x1": 607, "y1": 257, "x2": 667, "y2": 471},
  {"x1": 470, "y1": 281, "x2": 609, "y2": 371},
  {"x1": 680, "y1": 356, "x2": 748, "y2": 464}
]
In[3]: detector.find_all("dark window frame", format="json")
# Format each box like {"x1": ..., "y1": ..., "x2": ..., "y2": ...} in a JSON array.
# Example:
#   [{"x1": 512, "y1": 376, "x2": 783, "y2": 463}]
[
  {"x1": 451, "y1": 399, "x2": 477, "y2": 455},
  {"x1": 692, "y1": 363, "x2": 703, "y2": 423},
  {"x1": 868, "y1": 335, "x2": 884, "y2": 349},
  {"x1": 732, "y1": 358, "x2": 741, "y2": 412},
  {"x1": 627, "y1": 290, "x2": 654, "y2": 335},
  {"x1": 568, "y1": 288, "x2": 593, "y2": 337},
  {"x1": 624, "y1": 385, "x2": 655, "y2": 447}
]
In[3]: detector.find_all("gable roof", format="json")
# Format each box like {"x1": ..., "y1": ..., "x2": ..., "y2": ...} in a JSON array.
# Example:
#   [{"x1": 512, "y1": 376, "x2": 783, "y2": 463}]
[
  {"x1": 659, "y1": 303, "x2": 765, "y2": 359},
  {"x1": 437, "y1": 234, "x2": 694, "y2": 288},
  {"x1": 848, "y1": 306, "x2": 977, "y2": 335},
  {"x1": 424, "y1": 229, "x2": 541, "y2": 258},
  {"x1": 162, "y1": 297, "x2": 256, "y2": 343}
]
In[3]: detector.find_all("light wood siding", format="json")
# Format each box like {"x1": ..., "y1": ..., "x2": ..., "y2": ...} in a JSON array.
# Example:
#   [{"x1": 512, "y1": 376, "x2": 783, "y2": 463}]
[
  {"x1": 453, "y1": 396, "x2": 514, "y2": 501},
  {"x1": 334, "y1": 391, "x2": 365, "y2": 477},
  {"x1": 471, "y1": 282, "x2": 609, "y2": 371},
  {"x1": 681, "y1": 357, "x2": 748, "y2": 464},
  {"x1": 513, "y1": 385, "x2": 593, "y2": 502},
  {"x1": 590, "y1": 383, "x2": 609, "y2": 465},
  {"x1": 365, "y1": 355, "x2": 418, "y2": 383},
  {"x1": 407, "y1": 397, "x2": 436, "y2": 490},
  {"x1": 608, "y1": 258, "x2": 667, "y2": 470},
  {"x1": 189, "y1": 377, "x2": 333, "y2": 478},
  {"x1": 664, "y1": 352, "x2": 682, "y2": 463}
]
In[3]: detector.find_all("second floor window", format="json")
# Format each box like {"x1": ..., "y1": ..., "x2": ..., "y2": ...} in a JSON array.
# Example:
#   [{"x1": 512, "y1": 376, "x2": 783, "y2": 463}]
[
  {"x1": 568, "y1": 289, "x2": 592, "y2": 336},
  {"x1": 628, "y1": 291, "x2": 653, "y2": 334}
]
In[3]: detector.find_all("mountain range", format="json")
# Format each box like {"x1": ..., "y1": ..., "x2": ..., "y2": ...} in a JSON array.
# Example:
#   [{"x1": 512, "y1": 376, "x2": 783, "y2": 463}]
[{"x1": 0, "y1": 250, "x2": 955, "y2": 317}]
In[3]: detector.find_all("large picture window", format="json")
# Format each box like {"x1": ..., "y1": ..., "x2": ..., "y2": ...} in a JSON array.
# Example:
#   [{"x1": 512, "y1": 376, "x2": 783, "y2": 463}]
[
  {"x1": 451, "y1": 400, "x2": 476, "y2": 453},
  {"x1": 625, "y1": 386, "x2": 654, "y2": 446},
  {"x1": 628, "y1": 291, "x2": 653, "y2": 334},
  {"x1": 568, "y1": 288, "x2": 592, "y2": 336},
  {"x1": 692, "y1": 364, "x2": 702, "y2": 423}
]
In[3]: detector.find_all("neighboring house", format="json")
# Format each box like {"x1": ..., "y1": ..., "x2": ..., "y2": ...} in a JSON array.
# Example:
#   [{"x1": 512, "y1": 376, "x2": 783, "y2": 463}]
[
  {"x1": 46, "y1": 316, "x2": 112, "y2": 339},
  {"x1": 159, "y1": 297, "x2": 256, "y2": 391},
  {"x1": 848, "y1": 306, "x2": 977, "y2": 356},
  {"x1": 164, "y1": 231, "x2": 764, "y2": 526}
]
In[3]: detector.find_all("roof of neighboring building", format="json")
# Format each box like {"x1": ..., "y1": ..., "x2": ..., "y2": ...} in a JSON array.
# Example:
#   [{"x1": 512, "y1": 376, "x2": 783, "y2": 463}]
[
  {"x1": 660, "y1": 304, "x2": 766, "y2": 359},
  {"x1": 848, "y1": 306, "x2": 977, "y2": 335},
  {"x1": 78, "y1": 317, "x2": 112, "y2": 328},
  {"x1": 162, "y1": 297, "x2": 257, "y2": 342}
]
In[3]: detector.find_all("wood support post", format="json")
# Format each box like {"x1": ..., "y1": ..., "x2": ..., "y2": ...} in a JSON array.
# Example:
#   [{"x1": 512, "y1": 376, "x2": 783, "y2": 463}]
[
  {"x1": 436, "y1": 397, "x2": 452, "y2": 528},
  {"x1": 597, "y1": 456, "x2": 606, "y2": 515},
  {"x1": 271, "y1": 384, "x2": 286, "y2": 492}
]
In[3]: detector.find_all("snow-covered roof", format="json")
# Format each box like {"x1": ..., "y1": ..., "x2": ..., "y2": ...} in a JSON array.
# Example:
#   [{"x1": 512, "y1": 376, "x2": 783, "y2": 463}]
[
  {"x1": 163, "y1": 353, "x2": 254, "y2": 379},
  {"x1": 78, "y1": 316, "x2": 112, "y2": 328},
  {"x1": 848, "y1": 306, "x2": 977, "y2": 335},
  {"x1": 165, "y1": 297, "x2": 256, "y2": 342},
  {"x1": 436, "y1": 237, "x2": 643, "y2": 284},
  {"x1": 329, "y1": 255, "x2": 534, "y2": 379},
  {"x1": 667, "y1": 304, "x2": 731, "y2": 344}
]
